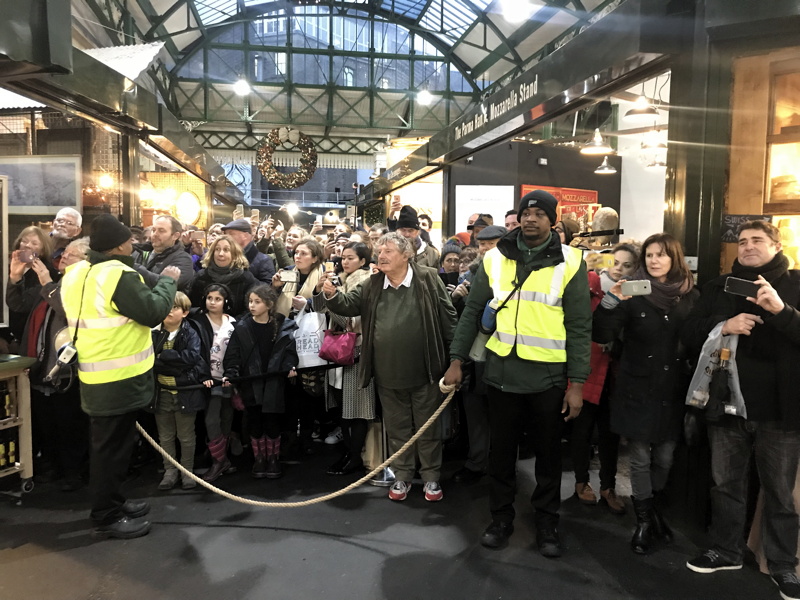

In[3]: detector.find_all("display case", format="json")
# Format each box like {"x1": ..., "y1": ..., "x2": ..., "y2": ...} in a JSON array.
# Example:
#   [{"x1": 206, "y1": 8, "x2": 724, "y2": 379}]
[
  {"x1": 0, "y1": 355, "x2": 37, "y2": 501},
  {"x1": 766, "y1": 68, "x2": 800, "y2": 212}
]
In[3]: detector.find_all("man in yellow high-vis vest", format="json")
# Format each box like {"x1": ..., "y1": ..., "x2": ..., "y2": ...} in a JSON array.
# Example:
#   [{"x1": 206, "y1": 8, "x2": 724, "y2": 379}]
[
  {"x1": 61, "y1": 214, "x2": 179, "y2": 540},
  {"x1": 445, "y1": 190, "x2": 592, "y2": 558}
]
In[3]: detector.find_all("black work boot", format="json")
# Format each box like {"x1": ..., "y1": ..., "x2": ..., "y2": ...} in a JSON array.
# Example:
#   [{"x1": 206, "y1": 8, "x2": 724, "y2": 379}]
[{"x1": 631, "y1": 496, "x2": 654, "y2": 554}]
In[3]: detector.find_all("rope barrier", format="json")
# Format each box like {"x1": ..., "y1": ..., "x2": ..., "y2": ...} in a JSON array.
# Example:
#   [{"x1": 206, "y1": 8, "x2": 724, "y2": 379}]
[{"x1": 135, "y1": 379, "x2": 458, "y2": 508}]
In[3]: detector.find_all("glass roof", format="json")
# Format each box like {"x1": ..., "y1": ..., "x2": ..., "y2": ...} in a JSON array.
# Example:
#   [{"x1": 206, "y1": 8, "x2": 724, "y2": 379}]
[{"x1": 78, "y1": 0, "x2": 618, "y2": 152}]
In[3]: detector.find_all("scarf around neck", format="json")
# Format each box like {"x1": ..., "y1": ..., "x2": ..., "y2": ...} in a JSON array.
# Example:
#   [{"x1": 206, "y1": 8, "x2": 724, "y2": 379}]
[
  {"x1": 633, "y1": 265, "x2": 693, "y2": 312},
  {"x1": 205, "y1": 261, "x2": 244, "y2": 285},
  {"x1": 730, "y1": 251, "x2": 790, "y2": 282}
]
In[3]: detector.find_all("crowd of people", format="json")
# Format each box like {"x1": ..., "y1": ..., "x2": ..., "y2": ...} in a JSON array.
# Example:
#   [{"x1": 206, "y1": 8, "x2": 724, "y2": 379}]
[{"x1": 3, "y1": 190, "x2": 799, "y2": 600}]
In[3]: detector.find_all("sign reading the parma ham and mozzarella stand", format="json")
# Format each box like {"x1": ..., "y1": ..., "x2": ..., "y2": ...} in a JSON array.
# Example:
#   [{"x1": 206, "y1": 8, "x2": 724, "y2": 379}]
[
  {"x1": 426, "y1": 0, "x2": 675, "y2": 166},
  {"x1": 521, "y1": 185, "x2": 600, "y2": 225}
]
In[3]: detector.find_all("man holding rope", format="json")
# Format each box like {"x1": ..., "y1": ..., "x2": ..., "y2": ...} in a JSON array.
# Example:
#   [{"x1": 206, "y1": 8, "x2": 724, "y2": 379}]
[
  {"x1": 322, "y1": 232, "x2": 457, "y2": 503},
  {"x1": 444, "y1": 190, "x2": 591, "y2": 558},
  {"x1": 61, "y1": 214, "x2": 180, "y2": 540}
]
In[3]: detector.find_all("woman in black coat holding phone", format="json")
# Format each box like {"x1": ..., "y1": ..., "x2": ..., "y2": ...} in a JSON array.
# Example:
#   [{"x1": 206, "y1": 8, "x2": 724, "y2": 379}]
[{"x1": 593, "y1": 232, "x2": 699, "y2": 555}]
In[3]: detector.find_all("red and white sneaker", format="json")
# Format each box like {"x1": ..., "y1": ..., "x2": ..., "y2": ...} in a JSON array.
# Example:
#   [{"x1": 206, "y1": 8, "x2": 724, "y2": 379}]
[
  {"x1": 423, "y1": 481, "x2": 443, "y2": 502},
  {"x1": 388, "y1": 480, "x2": 411, "y2": 501}
]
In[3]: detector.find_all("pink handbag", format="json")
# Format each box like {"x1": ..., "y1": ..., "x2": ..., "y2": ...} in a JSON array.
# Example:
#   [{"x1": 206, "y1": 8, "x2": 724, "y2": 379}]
[{"x1": 318, "y1": 330, "x2": 358, "y2": 366}]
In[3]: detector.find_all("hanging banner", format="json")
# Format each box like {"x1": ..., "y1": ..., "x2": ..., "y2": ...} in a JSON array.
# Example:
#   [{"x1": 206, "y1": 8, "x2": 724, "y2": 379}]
[{"x1": 521, "y1": 184, "x2": 600, "y2": 225}]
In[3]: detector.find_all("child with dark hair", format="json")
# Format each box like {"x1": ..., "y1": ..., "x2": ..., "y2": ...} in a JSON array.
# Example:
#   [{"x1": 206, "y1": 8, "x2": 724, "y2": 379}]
[
  {"x1": 223, "y1": 284, "x2": 299, "y2": 479},
  {"x1": 152, "y1": 291, "x2": 210, "y2": 491},
  {"x1": 189, "y1": 283, "x2": 239, "y2": 482}
]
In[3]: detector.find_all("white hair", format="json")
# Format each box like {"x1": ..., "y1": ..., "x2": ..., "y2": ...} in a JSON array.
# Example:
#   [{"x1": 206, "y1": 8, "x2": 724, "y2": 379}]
[
  {"x1": 377, "y1": 232, "x2": 414, "y2": 259},
  {"x1": 56, "y1": 207, "x2": 82, "y2": 227}
]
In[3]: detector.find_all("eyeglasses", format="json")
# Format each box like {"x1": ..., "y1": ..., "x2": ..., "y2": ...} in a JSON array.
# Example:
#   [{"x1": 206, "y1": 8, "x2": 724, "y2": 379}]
[{"x1": 54, "y1": 217, "x2": 78, "y2": 227}]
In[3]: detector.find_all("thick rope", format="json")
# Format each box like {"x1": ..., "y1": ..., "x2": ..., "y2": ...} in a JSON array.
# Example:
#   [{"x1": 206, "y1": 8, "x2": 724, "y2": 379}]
[{"x1": 135, "y1": 379, "x2": 458, "y2": 507}]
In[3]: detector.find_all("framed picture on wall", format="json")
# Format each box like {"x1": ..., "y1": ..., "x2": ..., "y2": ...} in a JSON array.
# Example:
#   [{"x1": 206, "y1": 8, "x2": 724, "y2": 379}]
[{"x1": 0, "y1": 155, "x2": 82, "y2": 215}]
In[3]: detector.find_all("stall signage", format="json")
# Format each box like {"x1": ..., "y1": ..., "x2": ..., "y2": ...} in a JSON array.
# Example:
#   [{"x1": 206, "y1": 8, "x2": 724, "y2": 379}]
[{"x1": 720, "y1": 214, "x2": 772, "y2": 243}]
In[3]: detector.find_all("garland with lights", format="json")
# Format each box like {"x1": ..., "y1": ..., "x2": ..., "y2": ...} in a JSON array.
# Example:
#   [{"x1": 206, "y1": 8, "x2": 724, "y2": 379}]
[{"x1": 256, "y1": 127, "x2": 317, "y2": 189}]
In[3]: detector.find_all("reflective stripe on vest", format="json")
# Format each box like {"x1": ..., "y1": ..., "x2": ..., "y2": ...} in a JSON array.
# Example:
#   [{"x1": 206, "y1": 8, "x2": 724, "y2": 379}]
[
  {"x1": 61, "y1": 260, "x2": 154, "y2": 385},
  {"x1": 484, "y1": 244, "x2": 582, "y2": 362}
]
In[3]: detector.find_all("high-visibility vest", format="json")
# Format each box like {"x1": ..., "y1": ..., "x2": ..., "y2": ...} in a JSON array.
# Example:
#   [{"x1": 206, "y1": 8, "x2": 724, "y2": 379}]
[
  {"x1": 61, "y1": 260, "x2": 154, "y2": 385},
  {"x1": 483, "y1": 244, "x2": 583, "y2": 362}
]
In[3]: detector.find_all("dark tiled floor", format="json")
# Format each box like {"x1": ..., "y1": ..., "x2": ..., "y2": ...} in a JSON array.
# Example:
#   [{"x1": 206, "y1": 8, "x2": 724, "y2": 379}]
[{"x1": 0, "y1": 442, "x2": 779, "y2": 600}]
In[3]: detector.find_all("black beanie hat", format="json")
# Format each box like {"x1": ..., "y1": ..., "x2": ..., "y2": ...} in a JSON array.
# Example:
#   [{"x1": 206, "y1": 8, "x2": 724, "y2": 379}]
[
  {"x1": 90, "y1": 214, "x2": 132, "y2": 252},
  {"x1": 518, "y1": 190, "x2": 558, "y2": 226},
  {"x1": 396, "y1": 205, "x2": 420, "y2": 230}
]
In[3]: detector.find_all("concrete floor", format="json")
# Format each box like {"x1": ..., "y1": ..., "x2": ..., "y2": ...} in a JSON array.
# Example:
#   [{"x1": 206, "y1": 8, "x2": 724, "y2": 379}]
[{"x1": 0, "y1": 442, "x2": 778, "y2": 600}]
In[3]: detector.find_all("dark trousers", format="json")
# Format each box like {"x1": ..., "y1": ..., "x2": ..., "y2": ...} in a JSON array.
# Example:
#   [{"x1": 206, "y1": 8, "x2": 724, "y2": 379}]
[
  {"x1": 487, "y1": 385, "x2": 565, "y2": 527},
  {"x1": 31, "y1": 385, "x2": 89, "y2": 478},
  {"x1": 570, "y1": 399, "x2": 619, "y2": 490},
  {"x1": 708, "y1": 418, "x2": 800, "y2": 575},
  {"x1": 89, "y1": 411, "x2": 139, "y2": 525}
]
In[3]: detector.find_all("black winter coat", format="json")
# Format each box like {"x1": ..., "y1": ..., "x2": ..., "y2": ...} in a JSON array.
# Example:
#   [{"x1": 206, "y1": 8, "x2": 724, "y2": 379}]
[
  {"x1": 593, "y1": 289, "x2": 699, "y2": 443},
  {"x1": 244, "y1": 242, "x2": 276, "y2": 284},
  {"x1": 223, "y1": 314, "x2": 298, "y2": 413},
  {"x1": 151, "y1": 319, "x2": 210, "y2": 413},
  {"x1": 682, "y1": 270, "x2": 800, "y2": 430},
  {"x1": 189, "y1": 268, "x2": 258, "y2": 319}
]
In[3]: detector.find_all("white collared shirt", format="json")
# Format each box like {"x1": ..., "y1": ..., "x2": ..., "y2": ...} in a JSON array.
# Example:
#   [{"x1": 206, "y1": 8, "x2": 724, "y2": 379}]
[{"x1": 383, "y1": 264, "x2": 413, "y2": 289}]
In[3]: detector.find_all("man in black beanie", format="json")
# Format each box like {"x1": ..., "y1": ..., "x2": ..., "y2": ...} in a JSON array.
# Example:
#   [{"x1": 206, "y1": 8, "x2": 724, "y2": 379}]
[
  {"x1": 444, "y1": 189, "x2": 591, "y2": 558},
  {"x1": 395, "y1": 205, "x2": 440, "y2": 269},
  {"x1": 61, "y1": 214, "x2": 180, "y2": 540}
]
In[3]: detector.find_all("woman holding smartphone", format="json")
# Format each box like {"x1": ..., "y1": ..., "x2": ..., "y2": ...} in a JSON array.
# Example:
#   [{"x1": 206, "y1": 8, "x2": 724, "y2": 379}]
[
  {"x1": 312, "y1": 241, "x2": 375, "y2": 474},
  {"x1": 592, "y1": 233, "x2": 698, "y2": 555}
]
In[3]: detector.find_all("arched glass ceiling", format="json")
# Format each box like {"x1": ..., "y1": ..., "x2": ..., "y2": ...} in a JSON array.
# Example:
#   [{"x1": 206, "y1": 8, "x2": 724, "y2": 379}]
[{"x1": 78, "y1": 0, "x2": 619, "y2": 153}]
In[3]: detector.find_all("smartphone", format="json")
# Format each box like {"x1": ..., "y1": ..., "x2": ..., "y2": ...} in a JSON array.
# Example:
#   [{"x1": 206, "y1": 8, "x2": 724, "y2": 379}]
[
  {"x1": 279, "y1": 269, "x2": 299, "y2": 284},
  {"x1": 439, "y1": 272, "x2": 459, "y2": 287},
  {"x1": 190, "y1": 230, "x2": 205, "y2": 241},
  {"x1": 327, "y1": 232, "x2": 335, "y2": 242},
  {"x1": 620, "y1": 280, "x2": 652, "y2": 296},
  {"x1": 724, "y1": 276, "x2": 761, "y2": 298},
  {"x1": 18, "y1": 249, "x2": 38, "y2": 263},
  {"x1": 251, "y1": 208, "x2": 260, "y2": 222},
  {"x1": 324, "y1": 261, "x2": 335, "y2": 272},
  {"x1": 235, "y1": 203, "x2": 244, "y2": 216}
]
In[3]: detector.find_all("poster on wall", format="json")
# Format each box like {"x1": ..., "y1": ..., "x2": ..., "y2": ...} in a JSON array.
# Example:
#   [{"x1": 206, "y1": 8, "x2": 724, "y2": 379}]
[
  {"x1": 454, "y1": 185, "x2": 515, "y2": 233},
  {"x1": 0, "y1": 155, "x2": 82, "y2": 215},
  {"x1": 520, "y1": 184, "x2": 600, "y2": 230}
]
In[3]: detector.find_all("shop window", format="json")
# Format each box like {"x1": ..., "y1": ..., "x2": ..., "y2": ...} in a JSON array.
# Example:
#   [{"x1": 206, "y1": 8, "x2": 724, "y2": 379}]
[{"x1": 768, "y1": 70, "x2": 800, "y2": 207}]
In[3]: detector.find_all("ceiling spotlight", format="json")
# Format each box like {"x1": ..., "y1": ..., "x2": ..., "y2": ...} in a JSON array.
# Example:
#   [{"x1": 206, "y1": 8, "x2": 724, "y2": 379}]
[
  {"x1": 625, "y1": 95, "x2": 659, "y2": 120},
  {"x1": 285, "y1": 202, "x2": 299, "y2": 216},
  {"x1": 580, "y1": 128, "x2": 613, "y2": 155},
  {"x1": 417, "y1": 90, "x2": 433, "y2": 106},
  {"x1": 594, "y1": 156, "x2": 617, "y2": 175},
  {"x1": 233, "y1": 78, "x2": 251, "y2": 96}
]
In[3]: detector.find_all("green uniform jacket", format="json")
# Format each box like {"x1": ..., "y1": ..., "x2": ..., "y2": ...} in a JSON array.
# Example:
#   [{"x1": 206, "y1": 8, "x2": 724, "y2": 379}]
[
  {"x1": 449, "y1": 229, "x2": 592, "y2": 394},
  {"x1": 325, "y1": 262, "x2": 458, "y2": 389},
  {"x1": 71, "y1": 251, "x2": 177, "y2": 416}
]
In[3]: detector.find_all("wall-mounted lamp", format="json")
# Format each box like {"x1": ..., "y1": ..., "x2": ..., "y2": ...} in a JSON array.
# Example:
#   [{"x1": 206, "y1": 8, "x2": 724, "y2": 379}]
[{"x1": 466, "y1": 156, "x2": 474, "y2": 164}]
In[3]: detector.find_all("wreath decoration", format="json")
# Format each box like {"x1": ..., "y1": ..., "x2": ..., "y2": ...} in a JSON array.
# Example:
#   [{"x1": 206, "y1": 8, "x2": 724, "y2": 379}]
[{"x1": 256, "y1": 127, "x2": 318, "y2": 189}]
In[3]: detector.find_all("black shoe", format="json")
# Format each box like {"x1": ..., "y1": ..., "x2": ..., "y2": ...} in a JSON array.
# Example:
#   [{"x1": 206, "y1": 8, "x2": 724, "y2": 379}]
[
  {"x1": 772, "y1": 571, "x2": 800, "y2": 600},
  {"x1": 121, "y1": 500, "x2": 150, "y2": 519},
  {"x1": 536, "y1": 527, "x2": 562, "y2": 558},
  {"x1": 686, "y1": 549, "x2": 743, "y2": 573},
  {"x1": 326, "y1": 453, "x2": 350, "y2": 476},
  {"x1": 92, "y1": 516, "x2": 151, "y2": 540},
  {"x1": 453, "y1": 467, "x2": 484, "y2": 484},
  {"x1": 631, "y1": 497, "x2": 654, "y2": 554},
  {"x1": 339, "y1": 457, "x2": 364, "y2": 475},
  {"x1": 480, "y1": 521, "x2": 514, "y2": 549}
]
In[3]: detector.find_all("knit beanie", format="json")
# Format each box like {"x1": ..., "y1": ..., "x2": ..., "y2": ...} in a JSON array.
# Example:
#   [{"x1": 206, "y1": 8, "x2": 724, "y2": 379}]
[
  {"x1": 90, "y1": 214, "x2": 132, "y2": 252},
  {"x1": 518, "y1": 190, "x2": 558, "y2": 226},
  {"x1": 396, "y1": 205, "x2": 420, "y2": 230}
]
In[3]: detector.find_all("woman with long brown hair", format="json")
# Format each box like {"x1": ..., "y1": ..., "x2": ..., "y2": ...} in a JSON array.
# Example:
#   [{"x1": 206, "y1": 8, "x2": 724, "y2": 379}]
[{"x1": 593, "y1": 232, "x2": 699, "y2": 555}]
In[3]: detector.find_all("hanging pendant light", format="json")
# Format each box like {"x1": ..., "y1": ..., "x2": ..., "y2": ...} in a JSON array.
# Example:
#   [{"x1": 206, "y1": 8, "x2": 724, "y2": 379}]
[
  {"x1": 581, "y1": 128, "x2": 613, "y2": 155},
  {"x1": 625, "y1": 95, "x2": 659, "y2": 120},
  {"x1": 645, "y1": 157, "x2": 667, "y2": 170},
  {"x1": 595, "y1": 156, "x2": 617, "y2": 174}
]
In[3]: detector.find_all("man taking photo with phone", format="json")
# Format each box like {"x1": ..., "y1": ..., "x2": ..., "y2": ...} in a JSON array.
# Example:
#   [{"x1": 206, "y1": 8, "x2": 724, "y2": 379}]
[{"x1": 682, "y1": 220, "x2": 800, "y2": 600}]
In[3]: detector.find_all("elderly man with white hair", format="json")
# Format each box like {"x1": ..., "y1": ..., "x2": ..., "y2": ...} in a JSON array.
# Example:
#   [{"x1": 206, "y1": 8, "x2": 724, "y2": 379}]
[
  {"x1": 50, "y1": 207, "x2": 82, "y2": 270},
  {"x1": 322, "y1": 232, "x2": 457, "y2": 503}
]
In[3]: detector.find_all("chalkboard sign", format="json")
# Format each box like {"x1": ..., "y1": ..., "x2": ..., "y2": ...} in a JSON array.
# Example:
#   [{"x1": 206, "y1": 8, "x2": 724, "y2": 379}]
[{"x1": 720, "y1": 214, "x2": 772, "y2": 243}]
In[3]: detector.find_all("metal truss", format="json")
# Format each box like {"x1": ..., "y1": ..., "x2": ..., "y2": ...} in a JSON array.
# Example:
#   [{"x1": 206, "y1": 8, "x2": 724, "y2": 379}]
[{"x1": 192, "y1": 130, "x2": 386, "y2": 155}]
